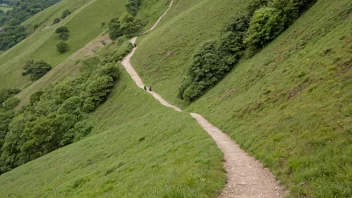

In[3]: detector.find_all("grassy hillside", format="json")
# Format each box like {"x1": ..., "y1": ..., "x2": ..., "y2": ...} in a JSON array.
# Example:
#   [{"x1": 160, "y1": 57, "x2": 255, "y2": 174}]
[
  {"x1": 132, "y1": 0, "x2": 352, "y2": 197},
  {"x1": 0, "y1": 0, "x2": 118, "y2": 90},
  {"x1": 0, "y1": 71, "x2": 225, "y2": 197},
  {"x1": 132, "y1": 0, "x2": 249, "y2": 108}
]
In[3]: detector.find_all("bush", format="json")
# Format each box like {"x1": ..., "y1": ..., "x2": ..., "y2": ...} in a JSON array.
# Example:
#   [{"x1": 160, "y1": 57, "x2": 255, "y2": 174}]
[
  {"x1": 56, "y1": 42, "x2": 69, "y2": 53},
  {"x1": 53, "y1": 18, "x2": 60, "y2": 24},
  {"x1": 0, "y1": 88, "x2": 21, "y2": 107},
  {"x1": 120, "y1": 14, "x2": 144, "y2": 35},
  {"x1": 179, "y1": 33, "x2": 246, "y2": 101},
  {"x1": 108, "y1": 15, "x2": 144, "y2": 39},
  {"x1": 55, "y1": 26, "x2": 68, "y2": 34},
  {"x1": 245, "y1": 7, "x2": 285, "y2": 48},
  {"x1": 58, "y1": 32, "x2": 69, "y2": 40},
  {"x1": 108, "y1": 18, "x2": 122, "y2": 40},
  {"x1": 2, "y1": 97, "x2": 20, "y2": 110},
  {"x1": 23, "y1": 60, "x2": 52, "y2": 80},
  {"x1": 125, "y1": 0, "x2": 141, "y2": 16},
  {"x1": 29, "y1": 91, "x2": 44, "y2": 105},
  {"x1": 247, "y1": 0, "x2": 269, "y2": 15},
  {"x1": 55, "y1": 26, "x2": 69, "y2": 40},
  {"x1": 179, "y1": 15, "x2": 249, "y2": 101},
  {"x1": 61, "y1": 9, "x2": 71, "y2": 19}
]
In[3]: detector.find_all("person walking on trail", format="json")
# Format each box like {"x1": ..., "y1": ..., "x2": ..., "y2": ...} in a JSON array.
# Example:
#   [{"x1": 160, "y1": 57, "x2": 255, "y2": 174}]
[
  {"x1": 134, "y1": 43, "x2": 137, "y2": 48},
  {"x1": 149, "y1": 85, "x2": 152, "y2": 91},
  {"x1": 144, "y1": 85, "x2": 147, "y2": 91}
]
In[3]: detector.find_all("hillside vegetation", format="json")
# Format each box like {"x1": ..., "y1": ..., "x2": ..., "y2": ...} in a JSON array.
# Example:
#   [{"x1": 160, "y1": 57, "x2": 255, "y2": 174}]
[
  {"x1": 132, "y1": 0, "x2": 352, "y2": 197},
  {"x1": 0, "y1": 0, "x2": 226, "y2": 197},
  {"x1": 0, "y1": 0, "x2": 350, "y2": 197},
  {"x1": 0, "y1": 71, "x2": 225, "y2": 197}
]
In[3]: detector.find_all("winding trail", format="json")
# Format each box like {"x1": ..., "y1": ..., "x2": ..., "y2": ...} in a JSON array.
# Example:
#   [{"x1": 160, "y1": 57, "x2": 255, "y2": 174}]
[{"x1": 121, "y1": 0, "x2": 287, "y2": 197}]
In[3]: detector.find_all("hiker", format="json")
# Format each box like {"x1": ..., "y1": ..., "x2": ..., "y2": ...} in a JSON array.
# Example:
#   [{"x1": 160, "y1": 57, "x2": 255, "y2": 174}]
[
  {"x1": 149, "y1": 85, "x2": 152, "y2": 91},
  {"x1": 144, "y1": 85, "x2": 147, "y2": 90},
  {"x1": 134, "y1": 43, "x2": 137, "y2": 48}
]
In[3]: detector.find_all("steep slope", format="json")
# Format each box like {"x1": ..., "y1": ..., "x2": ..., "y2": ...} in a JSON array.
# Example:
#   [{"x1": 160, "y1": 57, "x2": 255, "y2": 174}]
[
  {"x1": 131, "y1": 0, "x2": 352, "y2": 197},
  {"x1": 0, "y1": 72, "x2": 225, "y2": 197},
  {"x1": 0, "y1": 1, "x2": 227, "y2": 197}
]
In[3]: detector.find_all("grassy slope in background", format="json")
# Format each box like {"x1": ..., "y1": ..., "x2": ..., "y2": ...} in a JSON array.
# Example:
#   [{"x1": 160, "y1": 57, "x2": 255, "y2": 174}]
[
  {"x1": 0, "y1": 71, "x2": 225, "y2": 197},
  {"x1": 0, "y1": 0, "x2": 96, "y2": 89},
  {"x1": 132, "y1": 0, "x2": 352, "y2": 197},
  {"x1": 132, "y1": 0, "x2": 249, "y2": 108},
  {"x1": 0, "y1": 0, "x2": 225, "y2": 197}
]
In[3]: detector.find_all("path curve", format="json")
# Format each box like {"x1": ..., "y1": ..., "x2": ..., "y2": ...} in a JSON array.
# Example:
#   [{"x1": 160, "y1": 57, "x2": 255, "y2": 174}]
[{"x1": 121, "y1": 0, "x2": 287, "y2": 197}]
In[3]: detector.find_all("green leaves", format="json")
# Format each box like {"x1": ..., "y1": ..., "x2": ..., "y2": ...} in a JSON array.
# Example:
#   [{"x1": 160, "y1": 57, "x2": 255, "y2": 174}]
[
  {"x1": 108, "y1": 15, "x2": 144, "y2": 40},
  {"x1": 22, "y1": 60, "x2": 52, "y2": 80},
  {"x1": 245, "y1": 7, "x2": 285, "y2": 47},
  {"x1": 125, "y1": 0, "x2": 141, "y2": 16}
]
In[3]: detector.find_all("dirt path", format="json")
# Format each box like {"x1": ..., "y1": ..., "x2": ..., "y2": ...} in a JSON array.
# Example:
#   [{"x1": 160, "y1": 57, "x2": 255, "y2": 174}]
[{"x1": 121, "y1": 0, "x2": 288, "y2": 197}]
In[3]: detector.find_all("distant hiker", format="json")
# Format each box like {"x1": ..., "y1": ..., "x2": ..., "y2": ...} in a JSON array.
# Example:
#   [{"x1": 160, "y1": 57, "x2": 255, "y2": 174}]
[
  {"x1": 149, "y1": 85, "x2": 152, "y2": 91},
  {"x1": 134, "y1": 43, "x2": 137, "y2": 48},
  {"x1": 144, "y1": 85, "x2": 147, "y2": 90}
]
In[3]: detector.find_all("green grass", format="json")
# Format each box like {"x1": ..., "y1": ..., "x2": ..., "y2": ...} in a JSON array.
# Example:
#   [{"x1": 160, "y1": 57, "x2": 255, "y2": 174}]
[
  {"x1": 132, "y1": 0, "x2": 352, "y2": 197},
  {"x1": 0, "y1": 70, "x2": 225, "y2": 197},
  {"x1": 132, "y1": 0, "x2": 249, "y2": 108}
]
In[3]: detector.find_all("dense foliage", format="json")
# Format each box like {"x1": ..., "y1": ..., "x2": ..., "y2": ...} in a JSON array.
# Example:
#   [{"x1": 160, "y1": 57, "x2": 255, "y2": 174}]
[
  {"x1": 56, "y1": 41, "x2": 69, "y2": 53},
  {"x1": 55, "y1": 26, "x2": 69, "y2": 40},
  {"x1": 245, "y1": 0, "x2": 318, "y2": 49},
  {"x1": 0, "y1": 25, "x2": 26, "y2": 50},
  {"x1": 179, "y1": 15, "x2": 249, "y2": 101},
  {"x1": 52, "y1": 9, "x2": 71, "y2": 24},
  {"x1": 0, "y1": 0, "x2": 61, "y2": 51},
  {"x1": 179, "y1": 0, "x2": 317, "y2": 101},
  {"x1": 108, "y1": 15, "x2": 144, "y2": 40},
  {"x1": 0, "y1": 60, "x2": 121, "y2": 174},
  {"x1": 22, "y1": 60, "x2": 52, "y2": 80},
  {"x1": 125, "y1": 0, "x2": 141, "y2": 16}
]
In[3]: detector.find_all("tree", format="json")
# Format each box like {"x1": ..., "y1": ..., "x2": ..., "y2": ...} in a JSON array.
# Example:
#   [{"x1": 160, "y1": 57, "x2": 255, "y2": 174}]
[
  {"x1": 108, "y1": 18, "x2": 122, "y2": 40},
  {"x1": 55, "y1": 26, "x2": 68, "y2": 34},
  {"x1": 2, "y1": 97, "x2": 20, "y2": 110},
  {"x1": 120, "y1": 14, "x2": 143, "y2": 35},
  {"x1": 29, "y1": 91, "x2": 44, "y2": 105},
  {"x1": 61, "y1": 9, "x2": 71, "y2": 19},
  {"x1": 22, "y1": 60, "x2": 52, "y2": 80},
  {"x1": 125, "y1": 0, "x2": 141, "y2": 16},
  {"x1": 56, "y1": 42, "x2": 69, "y2": 53},
  {"x1": 244, "y1": 7, "x2": 285, "y2": 48},
  {"x1": 53, "y1": 18, "x2": 60, "y2": 24}
]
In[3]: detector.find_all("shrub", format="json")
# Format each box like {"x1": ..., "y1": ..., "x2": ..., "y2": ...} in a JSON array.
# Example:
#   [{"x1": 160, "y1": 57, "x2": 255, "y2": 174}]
[
  {"x1": 2, "y1": 97, "x2": 20, "y2": 110},
  {"x1": 125, "y1": 0, "x2": 141, "y2": 16},
  {"x1": 55, "y1": 26, "x2": 69, "y2": 40},
  {"x1": 108, "y1": 15, "x2": 144, "y2": 39},
  {"x1": 108, "y1": 18, "x2": 122, "y2": 40},
  {"x1": 179, "y1": 15, "x2": 249, "y2": 101},
  {"x1": 0, "y1": 88, "x2": 21, "y2": 107},
  {"x1": 56, "y1": 42, "x2": 69, "y2": 53},
  {"x1": 98, "y1": 63, "x2": 119, "y2": 81},
  {"x1": 29, "y1": 91, "x2": 44, "y2": 105},
  {"x1": 23, "y1": 60, "x2": 52, "y2": 80},
  {"x1": 247, "y1": 0, "x2": 269, "y2": 15},
  {"x1": 120, "y1": 14, "x2": 144, "y2": 35},
  {"x1": 245, "y1": 7, "x2": 285, "y2": 48},
  {"x1": 61, "y1": 9, "x2": 71, "y2": 19},
  {"x1": 179, "y1": 33, "x2": 246, "y2": 101},
  {"x1": 55, "y1": 26, "x2": 68, "y2": 34},
  {"x1": 53, "y1": 18, "x2": 60, "y2": 24},
  {"x1": 58, "y1": 32, "x2": 69, "y2": 40}
]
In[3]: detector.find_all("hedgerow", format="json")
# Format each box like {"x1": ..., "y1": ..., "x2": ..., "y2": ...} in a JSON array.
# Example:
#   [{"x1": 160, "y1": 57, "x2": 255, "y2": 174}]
[{"x1": 179, "y1": 0, "x2": 317, "y2": 102}]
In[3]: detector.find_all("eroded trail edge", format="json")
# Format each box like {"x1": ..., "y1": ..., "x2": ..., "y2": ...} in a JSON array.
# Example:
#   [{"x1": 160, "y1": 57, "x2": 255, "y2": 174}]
[{"x1": 121, "y1": 0, "x2": 287, "y2": 197}]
